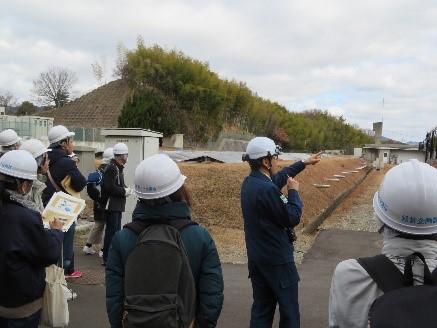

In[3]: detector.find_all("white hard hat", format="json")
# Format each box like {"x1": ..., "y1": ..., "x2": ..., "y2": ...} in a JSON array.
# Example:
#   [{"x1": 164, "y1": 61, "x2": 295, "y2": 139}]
[
  {"x1": 48, "y1": 125, "x2": 75, "y2": 144},
  {"x1": 113, "y1": 143, "x2": 129, "y2": 155},
  {"x1": 243, "y1": 137, "x2": 282, "y2": 160},
  {"x1": 0, "y1": 129, "x2": 22, "y2": 147},
  {"x1": 373, "y1": 159, "x2": 437, "y2": 235},
  {"x1": 0, "y1": 150, "x2": 37, "y2": 180},
  {"x1": 133, "y1": 154, "x2": 186, "y2": 199},
  {"x1": 20, "y1": 139, "x2": 51, "y2": 159},
  {"x1": 101, "y1": 147, "x2": 114, "y2": 164}
]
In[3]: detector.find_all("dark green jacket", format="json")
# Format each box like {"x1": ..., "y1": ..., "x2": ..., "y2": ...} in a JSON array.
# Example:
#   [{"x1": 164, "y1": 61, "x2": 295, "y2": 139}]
[{"x1": 105, "y1": 201, "x2": 224, "y2": 327}]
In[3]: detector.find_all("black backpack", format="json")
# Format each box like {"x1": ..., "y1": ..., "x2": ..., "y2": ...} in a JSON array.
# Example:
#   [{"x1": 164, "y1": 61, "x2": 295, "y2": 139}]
[
  {"x1": 358, "y1": 252, "x2": 437, "y2": 328},
  {"x1": 123, "y1": 218, "x2": 198, "y2": 328}
]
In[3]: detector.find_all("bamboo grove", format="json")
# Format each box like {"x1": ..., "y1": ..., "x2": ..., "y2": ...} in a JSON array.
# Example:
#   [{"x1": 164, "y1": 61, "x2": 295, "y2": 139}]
[{"x1": 118, "y1": 40, "x2": 373, "y2": 152}]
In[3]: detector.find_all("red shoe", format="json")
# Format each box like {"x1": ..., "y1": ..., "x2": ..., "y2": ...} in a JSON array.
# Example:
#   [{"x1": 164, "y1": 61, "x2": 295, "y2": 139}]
[{"x1": 65, "y1": 270, "x2": 82, "y2": 278}]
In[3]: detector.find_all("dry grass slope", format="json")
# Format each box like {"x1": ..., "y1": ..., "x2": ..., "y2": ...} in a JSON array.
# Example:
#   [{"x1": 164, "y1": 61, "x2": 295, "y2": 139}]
[{"x1": 179, "y1": 156, "x2": 370, "y2": 263}]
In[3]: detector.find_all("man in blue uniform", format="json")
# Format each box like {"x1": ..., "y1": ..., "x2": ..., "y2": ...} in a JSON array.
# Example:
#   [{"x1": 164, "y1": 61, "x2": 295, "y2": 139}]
[{"x1": 241, "y1": 137, "x2": 322, "y2": 328}]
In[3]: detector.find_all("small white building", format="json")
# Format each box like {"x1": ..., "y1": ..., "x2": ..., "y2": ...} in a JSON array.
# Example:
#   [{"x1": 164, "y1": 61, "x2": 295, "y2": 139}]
[
  {"x1": 361, "y1": 121, "x2": 424, "y2": 169},
  {"x1": 101, "y1": 128, "x2": 163, "y2": 226},
  {"x1": 363, "y1": 144, "x2": 425, "y2": 165}
]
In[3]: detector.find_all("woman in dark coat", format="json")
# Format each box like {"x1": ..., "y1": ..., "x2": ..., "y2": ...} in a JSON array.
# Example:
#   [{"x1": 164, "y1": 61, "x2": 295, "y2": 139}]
[
  {"x1": 0, "y1": 150, "x2": 63, "y2": 328},
  {"x1": 105, "y1": 154, "x2": 224, "y2": 328}
]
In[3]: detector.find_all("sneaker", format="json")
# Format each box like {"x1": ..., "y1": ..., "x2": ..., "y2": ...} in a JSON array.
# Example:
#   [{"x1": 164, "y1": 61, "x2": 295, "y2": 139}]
[
  {"x1": 83, "y1": 245, "x2": 95, "y2": 255},
  {"x1": 63, "y1": 285, "x2": 77, "y2": 300},
  {"x1": 98, "y1": 250, "x2": 103, "y2": 258},
  {"x1": 68, "y1": 292, "x2": 77, "y2": 301},
  {"x1": 65, "y1": 270, "x2": 82, "y2": 278}
]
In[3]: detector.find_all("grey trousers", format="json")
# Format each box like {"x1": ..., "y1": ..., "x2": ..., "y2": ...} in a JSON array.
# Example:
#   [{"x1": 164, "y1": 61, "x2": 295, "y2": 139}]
[{"x1": 86, "y1": 220, "x2": 105, "y2": 245}]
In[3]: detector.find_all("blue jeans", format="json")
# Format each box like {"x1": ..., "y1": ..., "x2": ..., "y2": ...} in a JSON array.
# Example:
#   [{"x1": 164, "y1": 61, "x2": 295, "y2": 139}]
[
  {"x1": 0, "y1": 309, "x2": 41, "y2": 328},
  {"x1": 60, "y1": 222, "x2": 76, "y2": 274},
  {"x1": 248, "y1": 260, "x2": 300, "y2": 328},
  {"x1": 103, "y1": 211, "x2": 122, "y2": 263}
]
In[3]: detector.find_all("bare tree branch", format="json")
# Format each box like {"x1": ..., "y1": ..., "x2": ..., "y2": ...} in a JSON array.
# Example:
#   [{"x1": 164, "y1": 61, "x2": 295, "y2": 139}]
[
  {"x1": 32, "y1": 67, "x2": 78, "y2": 107},
  {"x1": 91, "y1": 55, "x2": 108, "y2": 86},
  {"x1": 0, "y1": 90, "x2": 18, "y2": 107},
  {"x1": 113, "y1": 41, "x2": 128, "y2": 79}
]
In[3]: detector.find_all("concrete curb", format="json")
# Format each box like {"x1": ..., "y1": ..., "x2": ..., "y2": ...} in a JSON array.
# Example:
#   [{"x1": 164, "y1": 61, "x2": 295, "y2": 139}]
[{"x1": 303, "y1": 166, "x2": 373, "y2": 234}]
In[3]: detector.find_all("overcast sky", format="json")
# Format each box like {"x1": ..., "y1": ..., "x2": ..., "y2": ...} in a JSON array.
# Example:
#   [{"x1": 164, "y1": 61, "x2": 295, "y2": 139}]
[{"x1": 2, "y1": 0, "x2": 437, "y2": 142}]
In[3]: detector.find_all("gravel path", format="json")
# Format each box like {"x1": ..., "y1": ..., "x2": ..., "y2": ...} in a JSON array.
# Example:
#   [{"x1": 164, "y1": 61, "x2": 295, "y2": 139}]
[
  {"x1": 318, "y1": 167, "x2": 385, "y2": 232},
  {"x1": 293, "y1": 167, "x2": 389, "y2": 264}
]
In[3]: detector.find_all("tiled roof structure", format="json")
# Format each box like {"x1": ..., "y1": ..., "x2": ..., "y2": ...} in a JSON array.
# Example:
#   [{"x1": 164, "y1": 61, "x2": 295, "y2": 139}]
[{"x1": 37, "y1": 79, "x2": 131, "y2": 128}]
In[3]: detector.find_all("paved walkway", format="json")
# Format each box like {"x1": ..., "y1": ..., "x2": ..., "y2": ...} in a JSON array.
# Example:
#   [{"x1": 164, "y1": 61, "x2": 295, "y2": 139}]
[{"x1": 63, "y1": 229, "x2": 382, "y2": 327}]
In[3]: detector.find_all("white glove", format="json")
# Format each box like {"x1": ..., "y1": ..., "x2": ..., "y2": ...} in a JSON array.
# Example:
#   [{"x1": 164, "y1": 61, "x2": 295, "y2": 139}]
[{"x1": 125, "y1": 187, "x2": 133, "y2": 196}]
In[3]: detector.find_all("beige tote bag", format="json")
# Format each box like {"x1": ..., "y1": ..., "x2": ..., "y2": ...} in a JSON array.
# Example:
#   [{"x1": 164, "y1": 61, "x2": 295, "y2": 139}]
[{"x1": 40, "y1": 264, "x2": 69, "y2": 327}]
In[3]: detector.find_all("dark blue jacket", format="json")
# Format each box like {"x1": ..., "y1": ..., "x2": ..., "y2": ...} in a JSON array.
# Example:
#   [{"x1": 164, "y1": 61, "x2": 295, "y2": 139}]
[
  {"x1": 105, "y1": 201, "x2": 224, "y2": 328},
  {"x1": 241, "y1": 161, "x2": 305, "y2": 265},
  {"x1": 0, "y1": 198, "x2": 63, "y2": 308},
  {"x1": 42, "y1": 148, "x2": 86, "y2": 205}
]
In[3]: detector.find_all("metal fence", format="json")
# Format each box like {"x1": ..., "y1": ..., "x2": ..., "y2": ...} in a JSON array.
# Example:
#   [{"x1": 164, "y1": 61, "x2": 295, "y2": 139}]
[
  {"x1": 0, "y1": 116, "x2": 53, "y2": 140},
  {"x1": 68, "y1": 127, "x2": 105, "y2": 143}
]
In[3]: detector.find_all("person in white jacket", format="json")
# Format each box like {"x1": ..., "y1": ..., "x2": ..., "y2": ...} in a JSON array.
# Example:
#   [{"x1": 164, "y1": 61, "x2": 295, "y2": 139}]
[{"x1": 328, "y1": 159, "x2": 437, "y2": 328}]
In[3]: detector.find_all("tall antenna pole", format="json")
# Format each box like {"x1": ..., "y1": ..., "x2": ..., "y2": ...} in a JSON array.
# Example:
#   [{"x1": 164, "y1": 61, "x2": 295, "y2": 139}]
[{"x1": 382, "y1": 98, "x2": 384, "y2": 123}]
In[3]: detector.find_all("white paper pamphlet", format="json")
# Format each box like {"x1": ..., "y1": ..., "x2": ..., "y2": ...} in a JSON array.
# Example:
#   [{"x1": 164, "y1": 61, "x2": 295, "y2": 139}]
[{"x1": 42, "y1": 191, "x2": 86, "y2": 232}]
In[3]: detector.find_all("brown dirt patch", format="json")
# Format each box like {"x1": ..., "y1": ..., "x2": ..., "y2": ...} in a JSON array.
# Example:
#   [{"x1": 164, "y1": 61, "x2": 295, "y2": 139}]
[
  {"x1": 180, "y1": 157, "x2": 369, "y2": 229},
  {"x1": 179, "y1": 156, "x2": 371, "y2": 263},
  {"x1": 78, "y1": 157, "x2": 375, "y2": 263}
]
